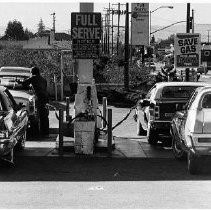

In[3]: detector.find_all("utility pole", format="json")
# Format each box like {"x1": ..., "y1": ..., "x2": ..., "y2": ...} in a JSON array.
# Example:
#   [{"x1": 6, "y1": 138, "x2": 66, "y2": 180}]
[
  {"x1": 186, "y1": 3, "x2": 190, "y2": 81},
  {"x1": 51, "y1": 12, "x2": 56, "y2": 32},
  {"x1": 108, "y1": 3, "x2": 110, "y2": 55},
  {"x1": 124, "y1": 2, "x2": 129, "y2": 91},
  {"x1": 111, "y1": 8, "x2": 114, "y2": 55},
  {"x1": 192, "y1": 9, "x2": 194, "y2": 33}
]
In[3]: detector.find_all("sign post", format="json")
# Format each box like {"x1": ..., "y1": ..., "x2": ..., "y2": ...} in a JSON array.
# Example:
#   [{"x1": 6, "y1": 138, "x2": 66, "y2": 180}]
[{"x1": 174, "y1": 33, "x2": 201, "y2": 76}]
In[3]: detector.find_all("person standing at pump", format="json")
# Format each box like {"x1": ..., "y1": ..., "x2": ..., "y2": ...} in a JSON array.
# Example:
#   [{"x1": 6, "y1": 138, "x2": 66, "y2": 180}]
[{"x1": 21, "y1": 66, "x2": 49, "y2": 136}]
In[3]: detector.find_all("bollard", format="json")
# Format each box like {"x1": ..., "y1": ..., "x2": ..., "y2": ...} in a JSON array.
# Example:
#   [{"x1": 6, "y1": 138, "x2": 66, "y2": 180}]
[
  {"x1": 107, "y1": 108, "x2": 112, "y2": 155},
  {"x1": 59, "y1": 109, "x2": 64, "y2": 155},
  {"x1": 102, "y1": 97, "x2": 107, "y2": 128},
  {"x1": 66, "y1": 97, "x2": 70, "y2": 122}
]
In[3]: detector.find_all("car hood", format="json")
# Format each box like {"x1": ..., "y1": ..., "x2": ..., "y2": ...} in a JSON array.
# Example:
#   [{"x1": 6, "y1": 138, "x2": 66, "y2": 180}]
[{"x1": 9, "y1": 90, "x2": 33, "y2": 99}]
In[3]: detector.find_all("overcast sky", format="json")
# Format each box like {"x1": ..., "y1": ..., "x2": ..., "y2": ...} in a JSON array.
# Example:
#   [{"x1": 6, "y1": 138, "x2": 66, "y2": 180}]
[{"x1": 0, "y1": 0, "x2": 210, "y2": 36}]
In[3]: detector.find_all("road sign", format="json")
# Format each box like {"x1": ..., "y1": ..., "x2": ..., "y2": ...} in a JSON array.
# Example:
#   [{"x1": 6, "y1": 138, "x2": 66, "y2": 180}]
[
  {"x1": 131, "y1": 3, "x2": 149, "y2": 46},
  {"x1": 174, "y1": 33, "x2": 201, "y2": 68},
  {"x1": 71, "y1": 12, "x2": 101, "y2": 59}
]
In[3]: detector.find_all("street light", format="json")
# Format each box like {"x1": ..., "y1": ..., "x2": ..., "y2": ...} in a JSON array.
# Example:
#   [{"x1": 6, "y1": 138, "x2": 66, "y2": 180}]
[{"x1": 150, "y1": 6, "x2": 173, "y2": 43}]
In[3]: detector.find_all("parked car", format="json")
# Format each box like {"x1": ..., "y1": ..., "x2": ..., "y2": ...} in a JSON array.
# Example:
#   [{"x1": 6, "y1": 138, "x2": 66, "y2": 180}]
[
  {"x1": 170, "y1": 86, "x2": 211, "y2": 174},
  {"x1": 135, "y1": 82, "x2": 209, "y2": 146},
  {"x1": 0, "y1": 66, "x2": 39, "y2": 134},
  {"x1": 0, "y1": 86, "x2": 28, "y2": 164}
]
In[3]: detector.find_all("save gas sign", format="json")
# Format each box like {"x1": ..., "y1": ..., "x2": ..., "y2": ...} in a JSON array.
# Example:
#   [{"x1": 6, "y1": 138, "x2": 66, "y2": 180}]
[
  {"x1": 71, "y1": 13, "x2": 101, "y2": 59},
  {"x1": 174, "y1": 33, "x2": 201, "y2": 68}
]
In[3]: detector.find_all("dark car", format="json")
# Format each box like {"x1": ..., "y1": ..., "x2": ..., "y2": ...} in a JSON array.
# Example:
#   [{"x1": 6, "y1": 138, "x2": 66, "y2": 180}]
[
  {"x1": 135, "y1": 82, "x2": 209, "y2": 146},
  {"x1": 171, "y1": 86, "x2": 211, "y2": 174},
  {"x1": 0, "y1": 86, "x2": 28, "y2": 164},
  {"x1": 0, "y1": 66, "x2": 39, "y2": 134}
]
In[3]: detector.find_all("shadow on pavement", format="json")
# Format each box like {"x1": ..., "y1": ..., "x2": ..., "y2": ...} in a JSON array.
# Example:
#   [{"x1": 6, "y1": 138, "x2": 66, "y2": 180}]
[{"x1": 1, "y1": 157, "x2": 211, "y2": 181}]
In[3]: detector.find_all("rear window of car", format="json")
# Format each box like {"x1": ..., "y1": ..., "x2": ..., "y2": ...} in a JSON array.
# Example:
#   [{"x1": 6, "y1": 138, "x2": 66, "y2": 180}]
[
  {"x1": 161, "y1": 86, "x2": 199, "y2": 98},
  {"x1": 202, "y1": 94, "x2": 211, "y2": 108}
]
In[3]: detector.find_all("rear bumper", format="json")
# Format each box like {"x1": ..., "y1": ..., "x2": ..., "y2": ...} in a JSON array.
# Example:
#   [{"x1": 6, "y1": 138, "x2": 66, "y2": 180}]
[{"x1": 150, "y1": 120, "x2": 171, "y2": 134}]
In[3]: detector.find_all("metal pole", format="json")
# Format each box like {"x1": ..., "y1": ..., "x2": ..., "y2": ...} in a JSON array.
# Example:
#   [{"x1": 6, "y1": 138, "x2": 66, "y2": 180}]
[
  {"x1": 108, "y1": 3, "x2": 110, "y2": 55},
  {"x1": 54, "y1": 74, "x2": 58, "y2": 101},
  {"x1": 150, "y1": 11, "x2": 152, "y2": 44},
  {"x1": 111, "y1": 9, "x2": 114, "y2": 55},
  {"x1": 124, "y1": 2, "x2": 129, "y2": 91},
  {"x1": 192, "y1": 9, "x2": 194, "y2": 33},
  {"x1": 66, "y1": 97, "x2": 70, "y2": 122},
  {"x1": 61, "y1": 52, "x2": 64, "y2": 100},
  {"x1": 117, "y1": 3, "x2": 120, "y2": 55},
  {"x1": 186, "y1": 3, "x2": 190, "y2": 82},
  {"x1": 107, "y1": 108, "x2": 112, "y2": 155},
  {"x1": 102, "y1": 97, "x2": 107, "y2": 128},
  {"x1": 59, "y1": 109, "x2": 64, "y2": 155}
]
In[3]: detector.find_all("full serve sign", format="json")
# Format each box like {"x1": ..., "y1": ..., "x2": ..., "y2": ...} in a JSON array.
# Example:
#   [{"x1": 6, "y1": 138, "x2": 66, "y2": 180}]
[
  {"x1": 71, "y1": 13, "x2": 101, "y2": 59},
  {"x1": 174, "y1": 33, "x2": 201, "y2": 68}
]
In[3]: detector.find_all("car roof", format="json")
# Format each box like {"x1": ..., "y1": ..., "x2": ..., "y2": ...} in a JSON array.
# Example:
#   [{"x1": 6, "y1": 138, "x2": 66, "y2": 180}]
[
  {"x1": 155, "y1": 82, "x2": 210, "y2": 88},
  {"x1": 0, "y1": 66, "x2": 31, "y2": 76}
]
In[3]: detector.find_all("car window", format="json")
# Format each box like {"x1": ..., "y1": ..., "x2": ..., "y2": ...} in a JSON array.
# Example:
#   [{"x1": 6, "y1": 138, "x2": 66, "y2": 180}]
[
  {"x1": 202, "y1": 94, "x2": 211, "y2": 108},
  {"x1": 161, "y1": 86, "x2": 198, "y2": 99},
  {"x1": 1, "y1": 91, "x2": 14, "y2": 111}
]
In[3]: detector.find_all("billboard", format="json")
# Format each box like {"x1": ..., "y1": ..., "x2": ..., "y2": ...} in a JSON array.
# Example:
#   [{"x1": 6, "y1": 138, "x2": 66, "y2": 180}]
[
  {"x1": 174, "y1": 33, "x2": 201, "y2": 68},
  {"x1": 71, "y1": 12, "x2": 101, "y2": 59},
  {"x1": 131, "y1": 3, "x2": 149, "y2": 46}
]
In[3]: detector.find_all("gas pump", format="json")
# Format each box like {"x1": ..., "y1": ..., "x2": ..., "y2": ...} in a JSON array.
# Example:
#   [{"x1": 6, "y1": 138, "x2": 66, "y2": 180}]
[{"x1": 72, "y1": 4, "x2": 102, "y2": 155}]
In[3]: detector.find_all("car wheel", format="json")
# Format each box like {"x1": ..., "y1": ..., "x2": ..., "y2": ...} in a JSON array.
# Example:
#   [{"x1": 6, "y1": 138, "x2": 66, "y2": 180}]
[
  {"x1": 187, "y1": 151, "x2": 200, "y2": 175},
  {"x1": 147, "y1": 128, "x2": 158, "y2": 145},
  {"x1": 137, "y1": 120, "x2": 147, "y2": 136},
  {"x1": 15, "y1": 130, "x2": 26, "y2": 151},
  {"x1": 172, "y1": 134, "x2": 186, "y2": 160}
]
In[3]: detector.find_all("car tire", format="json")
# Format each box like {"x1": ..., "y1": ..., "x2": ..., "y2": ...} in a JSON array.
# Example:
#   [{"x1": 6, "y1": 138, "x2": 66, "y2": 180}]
[
  {"x1": 187, "y1": 151, "x2": 200, "y2": 175},
  {"x1": 15, "y1": 130, "x2": 26, "y2": 151},
  {"x1": 172, "y1": 133, "x2": 186, "y2": 160},
  {"x1": 147, "y1": 128, "x2": 158, "y2": 145},
  {"x1": 137, "y1": 120, "x2": 147, "y2": 136}
]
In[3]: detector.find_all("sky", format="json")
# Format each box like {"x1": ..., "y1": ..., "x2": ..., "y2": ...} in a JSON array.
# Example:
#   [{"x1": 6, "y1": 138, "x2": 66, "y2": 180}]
[{"x1": 0, "y1": 0, "x2": 211, "y2": 37}]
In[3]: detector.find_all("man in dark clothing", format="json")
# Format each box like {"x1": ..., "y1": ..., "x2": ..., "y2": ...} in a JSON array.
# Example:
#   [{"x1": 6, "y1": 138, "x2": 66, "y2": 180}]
[{"x1": 21, "y1": 67, "x2": 49, "y2": 136}]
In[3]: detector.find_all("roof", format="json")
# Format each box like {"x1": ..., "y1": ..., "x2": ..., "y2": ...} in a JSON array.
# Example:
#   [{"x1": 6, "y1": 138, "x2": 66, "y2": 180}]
[
  {"x1": 0, "y1": 66, "x2": 31, "y2": 77},
  {"x1": 156, "y1": 82, "x2": 210, "y2": 89}
]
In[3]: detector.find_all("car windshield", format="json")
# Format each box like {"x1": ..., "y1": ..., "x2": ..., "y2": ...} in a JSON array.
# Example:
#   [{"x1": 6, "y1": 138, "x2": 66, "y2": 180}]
[{"x1": 161, "y1": 86, "x2": 199, "y2": 99}]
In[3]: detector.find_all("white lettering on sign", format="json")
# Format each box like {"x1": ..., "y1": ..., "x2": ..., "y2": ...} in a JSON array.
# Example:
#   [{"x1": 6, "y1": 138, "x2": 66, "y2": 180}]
[
  {"x1": 72, "y1": 27, "x2": 101, "y2": 39},
  {"x1": 75, "y1": 14, "x2": 98, "y2": 26}
]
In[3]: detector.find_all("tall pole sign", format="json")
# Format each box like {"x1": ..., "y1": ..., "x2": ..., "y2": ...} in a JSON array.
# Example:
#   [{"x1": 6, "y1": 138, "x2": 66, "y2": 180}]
[
  {"x1": 71, "y1": 13, "x2": 101, "y2": 59},
  {"x1": 131, "y1": 3, "x2": 149, "y2": 46}
]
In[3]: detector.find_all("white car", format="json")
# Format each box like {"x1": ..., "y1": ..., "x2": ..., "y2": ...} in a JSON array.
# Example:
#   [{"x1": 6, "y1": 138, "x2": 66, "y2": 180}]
[
  {"x1": 171, "y1": 86, "x2": 211, "y2": 174},
  {"x1": 0, "y1": 66, "x2": 39, "y2": 135}
]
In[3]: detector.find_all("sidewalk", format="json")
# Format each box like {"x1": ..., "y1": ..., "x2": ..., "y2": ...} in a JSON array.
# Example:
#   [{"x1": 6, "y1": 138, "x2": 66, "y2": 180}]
[{"x1": 16, "y1": 134, "x2": 173, "y2": 159}]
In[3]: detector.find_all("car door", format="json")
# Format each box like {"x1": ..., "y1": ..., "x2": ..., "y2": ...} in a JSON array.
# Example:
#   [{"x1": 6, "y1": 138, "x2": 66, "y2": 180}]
[{"x1": 2, "y1": 89, "x2": 27, "y2": 137}]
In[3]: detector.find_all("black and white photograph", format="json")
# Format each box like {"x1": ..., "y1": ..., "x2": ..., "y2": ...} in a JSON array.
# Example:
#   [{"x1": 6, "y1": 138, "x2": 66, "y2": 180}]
[{"x1": 0, "y1": 0, "x2": 211, "y2": 209}]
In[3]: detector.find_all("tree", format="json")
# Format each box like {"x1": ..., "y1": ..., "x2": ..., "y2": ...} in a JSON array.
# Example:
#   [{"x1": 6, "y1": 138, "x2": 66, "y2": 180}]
[
  {"x1": 37, "y1": 18, "x2": 45, "y2": 35},
  {"x1": 24, "y1": 28, "x2": 34, "y2": 40},
  {"x1": 5, "y1": 20, "x2": 25, "y2": 40}
]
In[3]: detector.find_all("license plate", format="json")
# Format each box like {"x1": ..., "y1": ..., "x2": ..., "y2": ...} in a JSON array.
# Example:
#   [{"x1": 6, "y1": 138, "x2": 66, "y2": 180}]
[{"x1": 165, "y1": 113, "x2": 174, "y2": 117}]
